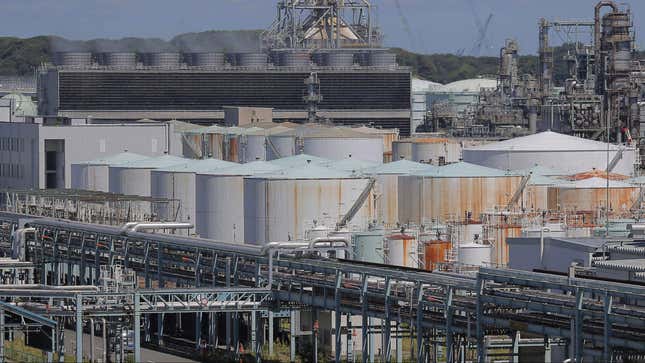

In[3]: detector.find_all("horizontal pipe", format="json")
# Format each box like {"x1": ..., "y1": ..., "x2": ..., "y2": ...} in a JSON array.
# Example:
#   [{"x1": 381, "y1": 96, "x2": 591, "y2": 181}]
[{"x1": 130, "y1": 223, "x2": 194, "y2": 233}]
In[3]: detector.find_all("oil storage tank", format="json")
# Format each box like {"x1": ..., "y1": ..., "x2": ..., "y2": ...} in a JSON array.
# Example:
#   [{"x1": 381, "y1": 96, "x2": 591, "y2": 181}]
[
  {"x1": 548, "y1": 177, "x2": 638, "y2": 212},
  {"x1": 410, "y1": 138, "x2": 462, "y2": 165},
  {"x1": 463, "y1": 131, "x2": 637, "y2": 176},
  {"x1": 299, "y1": 126, "x2": 384, "y2": 163},
  {"x1": 195, "y1": 161, "x2": 283, "y2": 242},
  {"x1": 398, "y1": 162, "x2": 523, "y2": 224},
  {"x1": 244, "y1": 163, "x2": 376, "y2": 245},
  {"x1": 150, "y1": 158, "x2": 237, "y2": 229},
  {"x1": 364, "y1": 160, "x2": 435, "y2": 227},
  {"x1": 108, "y1": 155, "x2": 187, "y2": 197},
  {"x1": 243, "y1": 126, "x2": 293, "y2": 162},
  {"x1": 71, "y1": 152, "x2": 148, "y2": 192},
  {"x1": 392, "y1": 140, "x2": 413, "y2": 161},
  {"x1": 351, "y1": 126, "x2": 399, "y2": 163},
  {"x1": 270, "y1": 154, "x2": 330, "y2": 168},
  {"x1": 386, "y1": 233, "x2": 418, "y2": 268}
]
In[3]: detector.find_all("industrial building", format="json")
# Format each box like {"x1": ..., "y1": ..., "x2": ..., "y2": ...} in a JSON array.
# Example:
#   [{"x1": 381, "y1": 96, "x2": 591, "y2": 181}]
[
  {"x1": 37, "y1": 0, "x2": 413, "y2": 134},
  {"x1": 0, "y1": 120, "x2": 184, "y2": 189}
]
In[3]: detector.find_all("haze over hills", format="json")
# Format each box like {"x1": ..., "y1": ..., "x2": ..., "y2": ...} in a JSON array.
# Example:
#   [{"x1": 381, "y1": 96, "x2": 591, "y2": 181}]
[{"x1": 0, "y1": 31, "x2": 642, "y2": 86}]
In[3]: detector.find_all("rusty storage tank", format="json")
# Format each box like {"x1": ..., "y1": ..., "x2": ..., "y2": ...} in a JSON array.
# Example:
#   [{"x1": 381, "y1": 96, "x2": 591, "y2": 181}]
[
  {"x1": 195, "y1": 161, "x2": 283, "y2": 243},
  {"x1": 548, "y1": 177, "x2": 638, "y2": 213},
  {"x1": 392, "y1": 140, "x2": 414, "y2": 161},
  {"x1": 410, "y1": 138, "x2": 462, "y2": 165},
  {"x1": 481, "y1": 212, "x2": 524, "y2": 267},
  {"x1": 299, "y1": 126, "x2": 384, "y2": 163},
  {"x1": 108, "y1": 155, "x2": 188, "y2": 197},
  {"x1": 364, "y1": 160, "x2": 435, "y2": 227},
  {"x1": 101, "y1": 52, "x2": 137, "y2": 69},
  {"x1": 243, "y1": 163, "x2": 376, "y2": 245},
  {"x1": 385, "y1": 232, "x2": 418, "y2": 268},
  {"x1": 398, "y1": 162, "x2": 523, "y2": 225},
  {"x1": 187, "y1": 52, "x2": 225, "y2": 68},
  {"x1": 422, "y1": 237, "x2": 452, "y2": 271},
  {"x1": 71, "y1": 152, "x2": 148, "y2": 192},
  {"x1": 352, "y1": 229, "x2": 386, "y2": 264},
  {"x1": 193, "y1": 125, "x2": 245, "y2": 162},
  {"x1": 54, "y1": 52, "x2": 93, "y2": 68},
  {"x1": 150, "y1": 159, "x2": 237, "y2": 232},
  {"x1": 236, "y1": 52, "x2": 268, "y2": 68},
  {"x1": 351, "y1": 126, "x2": 399, "y2": 163},
  {"x1": 142, "y1": 52, "x2": 181, "y2": 68}
]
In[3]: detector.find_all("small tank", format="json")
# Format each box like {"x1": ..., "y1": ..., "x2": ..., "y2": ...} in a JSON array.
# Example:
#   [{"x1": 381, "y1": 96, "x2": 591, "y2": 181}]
[
  {"x1": 368, "y1": 50, "x2": 397, "y2": 67},
  {"x1": 187, "y1": 52, "x2": 225, "y2": 68},
  {"x1": 143, "y1": 52, "x2": 181, "y2": 68},
  {"x1": 101, "y1": 52, "x2": 137, "y2": 69},
  {"x1": 277, "y1": 50, "x2": 311, "y2": 67},
  {"x1": 54, "y1": 52, "x2": 92, "y2": 68},
  {"x1": 236, "y1": 52, "x2": 268, "y2": 68}
]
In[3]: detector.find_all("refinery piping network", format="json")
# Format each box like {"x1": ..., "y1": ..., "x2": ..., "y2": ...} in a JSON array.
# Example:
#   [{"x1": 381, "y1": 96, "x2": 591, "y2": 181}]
[{"x1": 0, "y1": 211, "x2": 643, "y2": 362}]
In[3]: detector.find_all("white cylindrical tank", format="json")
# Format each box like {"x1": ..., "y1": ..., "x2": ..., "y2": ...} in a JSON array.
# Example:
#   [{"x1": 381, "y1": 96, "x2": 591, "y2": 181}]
[
  {"x1": 300, "y1": 127, "x2": 384, "y2": 163},
  {"x1": 150, "y1": 159, "x2": 237, "y2": 229},
  {"x1": 266, "y1": 129, "x2": 297, "y2": 160},
  {"x1": 352, "y1": 229, "x2": 386, "y2": 264},
  {"x1": 458, "y1": 243, "x2": 492, "y2": 267},
  {"x1": 398, "y1": 162, "x2": 522, "y2": 225},
  {"x1": 195, "y1": 161, "x2": 284, "y2": 243},
  {"x1": 386, "y1": 233, "x2": 418, "y2": 268},
  {"x1": 108, "y1": 155, "x2": 187, "y2": 197},
  {"x1": 71, "y1": 152, "x2": 148, "y2": 192},
  {"x1": 364, "y1": 160, "x2": 435, "y2": 227},
  {"x1": 243, "y1": 126, "x2": 292, "y2": 162},
  {"x1": 244, "y1": 163, "x2": 376, "y2": 245},
  {"x1": 463, "y1": 131, "x2": 637, "y2": 176},
  {"x1": 392, "y1": 140, "x2": 413, "y2": 161},
  {"x1": 270, "y1": 154, "x2": 331, "y2": 168},
  {"x1": 410, "y1": 138, "x2": 462, "y2": 165}
]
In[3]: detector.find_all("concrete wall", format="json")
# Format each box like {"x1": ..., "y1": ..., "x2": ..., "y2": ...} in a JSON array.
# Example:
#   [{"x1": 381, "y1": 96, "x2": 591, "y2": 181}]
[
  {"x1": 0, "y1": 122, "x2": 39, "y2": 188},
  {"x1": 0, "y1": 122, "x2": 181, "y2": 189}
]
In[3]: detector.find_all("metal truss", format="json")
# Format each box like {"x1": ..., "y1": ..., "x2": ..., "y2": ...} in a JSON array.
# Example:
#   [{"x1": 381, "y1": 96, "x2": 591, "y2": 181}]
[{"x1": 0, "y1": 212, "x2": 643, "y2": 362}]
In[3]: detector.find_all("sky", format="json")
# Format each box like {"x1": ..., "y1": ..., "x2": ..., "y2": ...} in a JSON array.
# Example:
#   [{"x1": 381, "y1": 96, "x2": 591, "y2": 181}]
[{"x1": 1, "y1": 0, "x2": 643, "y2": 56}]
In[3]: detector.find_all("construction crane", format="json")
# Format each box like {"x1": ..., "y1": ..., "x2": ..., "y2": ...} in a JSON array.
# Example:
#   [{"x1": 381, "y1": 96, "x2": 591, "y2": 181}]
[
  {"x1": 393, "y1": 0, "x2": 417, "y2": 51},
  {"x1": 468, "y1": 0, "x2": 494, "y2": 56}
]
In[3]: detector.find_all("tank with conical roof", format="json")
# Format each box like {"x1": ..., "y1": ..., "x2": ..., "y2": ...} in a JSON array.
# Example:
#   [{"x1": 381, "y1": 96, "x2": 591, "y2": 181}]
[{"x1": 195, "y1": 161, "x2": 284, "y2": 242}]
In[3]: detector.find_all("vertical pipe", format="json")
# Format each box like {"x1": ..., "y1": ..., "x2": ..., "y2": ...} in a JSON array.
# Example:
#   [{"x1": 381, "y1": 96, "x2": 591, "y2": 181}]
[
  {"x1": 134, "y1": 292, "x2": 141, "y2": 363},
  {"x1": 102, "y1": 318, "x2": 107, "y2": 363},
  {"x1": 226, "y1": 257, "x2": 232, "y2": 352},
  {"x1": 75, "y1": 296, "x2": 83, "y2": 363},
  {"x1": 0, "y1": 309, "x2": 4, "y2": 363},
  {"x1": 603, "y1": 292, "x2": 613, "y2": 362},
  {"x1": 89, "y1": 319, "x2": 95, "y2": 363},
  {"x1": 251, "y1": 312, "x2": 257, "y2": 360},
  {"x1": 268, "y1": 311, "x2": 274, "y2": 357},
  {"x1": 290, "y1": 310, "x2": 296, "y2": 363},
  {"x1": 475, "y1": 277, "x2": 485, "y2": 363}
]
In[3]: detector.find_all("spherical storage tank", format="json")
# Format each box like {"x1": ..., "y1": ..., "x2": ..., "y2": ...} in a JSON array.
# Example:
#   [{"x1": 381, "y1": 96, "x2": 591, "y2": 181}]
[
  {"x1": 299, "y1": 126, "x2": 384, "y2": 163},
  {"x1": 243, "y1": 163, "x2": 376, "y2": 245},
  {"x1": 463, "y1": 131, "x2": 637, "y2": 176},
  {"x1": 195, "y1": 161, "x2": 283, "y2": 243},
  {"x1": 364, "y1": 160, "x2": 435, "y2": 227},
  {"x1": 108, "y1": 155, "x2": 187, "y2": 197},
  {"x1": 71, "y1": 152, "x2": 148, "y2": 192},
  {"x1": 150, "y1": 158, "x2": 237, "y2": 229},
  {"x1": 398, "y1": 162, "x2": 523, "y2": 225}
]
